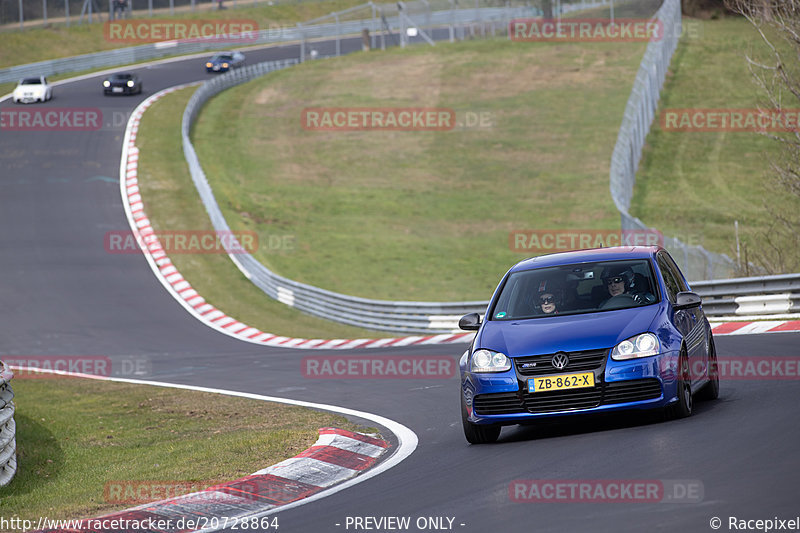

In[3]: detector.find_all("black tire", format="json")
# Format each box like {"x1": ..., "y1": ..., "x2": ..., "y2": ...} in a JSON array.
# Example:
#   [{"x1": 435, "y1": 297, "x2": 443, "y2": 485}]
[
  {"x1": 461, "y1": 395, "x2": 500, "y2": 444},
  {"x1": 696, "y1": 337, "x2": 720, "y2": 401},
  {"x1": 667, "y1": 349, "x2": 693, "y2": 419}
]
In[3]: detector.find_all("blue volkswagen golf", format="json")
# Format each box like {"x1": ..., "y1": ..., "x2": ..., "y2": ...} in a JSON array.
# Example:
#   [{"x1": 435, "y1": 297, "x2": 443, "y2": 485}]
[{"x1": 458, "y1": 246, "x2": 719, "y2": 444}]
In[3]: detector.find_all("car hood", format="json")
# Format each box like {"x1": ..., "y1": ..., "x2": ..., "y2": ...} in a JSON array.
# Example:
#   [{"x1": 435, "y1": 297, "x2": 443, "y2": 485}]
[{"x1": 476, "y1": 305, "x2": 660, "y2": 357}]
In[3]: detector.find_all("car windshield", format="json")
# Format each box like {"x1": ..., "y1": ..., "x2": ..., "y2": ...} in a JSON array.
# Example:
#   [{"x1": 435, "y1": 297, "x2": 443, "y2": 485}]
[
  {"x1": 21, "y1": 78, "x2": 42, "y2": 85},
  {"x1": 111, "y1": 74, "x2": 132, "y2": 80},
  {"x1": 213, "y1": 54, "x2": 233, "y2": 61},
  {"x1": 490, "y1": 259, "x2": 660, "y2": 321}
]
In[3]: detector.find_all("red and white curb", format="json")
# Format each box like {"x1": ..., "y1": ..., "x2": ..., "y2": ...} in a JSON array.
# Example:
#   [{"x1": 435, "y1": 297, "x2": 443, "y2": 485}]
[
  {"x1": 22, "y1": 369, "x2": 416, "y2": 533},
  {"x1": 710, "y1": 319, "x2": 800, "y2": 336},
  {"x1": 121, "y1": 89, "x2": 800, "y2": 348},
  {"x1": 36, "y1": 427, "x2": 391, "y2": 533},
  {"x1": 120, "y1": 86, "x2": 475, "y2": 350}
]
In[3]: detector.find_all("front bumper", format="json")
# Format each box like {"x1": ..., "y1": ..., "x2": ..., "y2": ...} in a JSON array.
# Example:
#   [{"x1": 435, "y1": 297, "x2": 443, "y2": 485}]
[
  {"x1": 104, "y1": 85, "x2": 137, "y2": 95},
  {"x1": 462, "y1": 350, "x2": 682, "y2": 425},
  {"x1": 14, "y1": 94, "x2": 42, "y2": 103}
]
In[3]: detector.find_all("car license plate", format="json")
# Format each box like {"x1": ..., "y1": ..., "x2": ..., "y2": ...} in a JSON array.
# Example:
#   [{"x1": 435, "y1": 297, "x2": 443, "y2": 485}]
[
  {"x1": 112, "y1": 87, "x2": 123, "y2": 93},
  {"x1": 529, "y1": 372, "x2": 595, "y2": 393}
]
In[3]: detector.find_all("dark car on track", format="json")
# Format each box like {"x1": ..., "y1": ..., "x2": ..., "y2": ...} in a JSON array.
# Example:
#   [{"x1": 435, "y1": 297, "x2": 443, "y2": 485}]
[
  {"x1": 205, "y1": 51, "x2": 245, "y2": 73},
  {"x1": 458, "y1": 246, "x2": 719, "y2": 444},
  {"x1": 103, "y1": 73, "x2": 143, "y2": 95}
]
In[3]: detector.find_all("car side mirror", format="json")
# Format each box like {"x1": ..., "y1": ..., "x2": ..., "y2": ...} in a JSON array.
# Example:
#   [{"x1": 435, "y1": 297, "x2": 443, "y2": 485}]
[
  {"x1": 458, "y1": 313, "x2": 481, "y2": 331},
  {"x1": 675, "y1": 291, "x2": 702, "y2": 310}
]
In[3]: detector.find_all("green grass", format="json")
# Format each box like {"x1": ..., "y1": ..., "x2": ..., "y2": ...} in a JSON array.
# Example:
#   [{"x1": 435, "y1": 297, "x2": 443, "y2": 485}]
[
  {"x1": 632, "y1": 17, "x2": 800, "y2": 272},
  {"x1": 136, "y1": 87, "x2": 391, "y2": 339},
  {"x1": 192, "y1": 37, "x2": 648, "y2": 301},
  {"x1": 0, "y1": 0, "x2": 367, "y2": 69},
  {"x1": 0, "y1": 377, "x2": 373, "y2": 522}
]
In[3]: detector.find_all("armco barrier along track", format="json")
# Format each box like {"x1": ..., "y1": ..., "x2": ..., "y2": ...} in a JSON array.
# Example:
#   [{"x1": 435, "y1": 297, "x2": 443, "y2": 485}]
[
  {"x1": 0, "y1": 361, "x2": 16, "y2": 487},
  {"x1": 178, "y1": 32, "x2": 800, "y2": 333}
]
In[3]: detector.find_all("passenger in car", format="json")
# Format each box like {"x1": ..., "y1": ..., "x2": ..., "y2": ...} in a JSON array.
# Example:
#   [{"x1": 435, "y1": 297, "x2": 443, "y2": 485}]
[{"x1": 536, "y1": 280, "x2": 562, "y2": 315}]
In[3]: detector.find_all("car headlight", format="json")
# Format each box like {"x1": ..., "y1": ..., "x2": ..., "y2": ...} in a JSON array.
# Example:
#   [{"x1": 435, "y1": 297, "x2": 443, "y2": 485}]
[
  {"x1": 103, "y1": 80, "x2": 111, "y2": 87},
  {"x1": 222, "y1": 62, "x2": 229, "y2": 68},
  {"x1": 611, "y1": 333, "x2": 660, "y2": 361},
  {"x1": 470, "y1": 349, "x2": 511, "y2": 373},
  {"x1": 206, "y1": 62, "x2": 213, "y2": 68},
  {"x1": 127, "y1": 80, "x2": 134, "y2": 87}
]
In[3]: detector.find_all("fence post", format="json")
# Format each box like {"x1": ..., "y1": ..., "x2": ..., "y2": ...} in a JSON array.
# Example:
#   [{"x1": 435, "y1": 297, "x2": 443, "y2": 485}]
[
  {"x1": 298, "y1": 22, "x2": 305, "y2": 62},
  {"x1": 335, "y1": 13, "x2": 341, "y2": 56}
]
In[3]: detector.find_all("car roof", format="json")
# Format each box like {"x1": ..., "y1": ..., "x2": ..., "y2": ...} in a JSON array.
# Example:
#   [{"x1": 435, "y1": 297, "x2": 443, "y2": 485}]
[{"x1": 508, "y1": 246, "x2": 663, "y2": 273}]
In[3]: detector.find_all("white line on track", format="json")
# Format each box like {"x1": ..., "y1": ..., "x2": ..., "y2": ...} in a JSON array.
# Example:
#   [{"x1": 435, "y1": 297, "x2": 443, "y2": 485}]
[{"x1": 7, "y1": 365, "x2": 418, "y2": 529}]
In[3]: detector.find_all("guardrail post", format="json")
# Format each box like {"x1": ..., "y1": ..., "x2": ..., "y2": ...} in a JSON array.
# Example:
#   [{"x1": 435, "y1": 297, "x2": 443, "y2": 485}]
[
  {"x1": 399, "y1": 2, "x2": 406, "y2": 47},
  {"x1": 65, "y1": 0, "x2": 70, "y2": 26},
  {"x1": 0, "y1": 361, "x2": 16, "y2": 487},
  {"x1": 449, "y1": 0, "x2": 455, "y2": 42},
  {"x1": 298, "y1": 22, "x2": 305, "y2": 62},
  {"x1": 335, "y1": 13, "x2": 341, "y2": 56},
  {"x1": 371, "y1": 2, "x2": 377, "y2": 50}
]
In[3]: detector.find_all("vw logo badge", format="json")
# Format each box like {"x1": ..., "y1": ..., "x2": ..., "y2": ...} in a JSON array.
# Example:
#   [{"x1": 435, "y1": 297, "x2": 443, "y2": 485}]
[{"x1": 551, "y1": 352, "x2": 569, "y2": 370}]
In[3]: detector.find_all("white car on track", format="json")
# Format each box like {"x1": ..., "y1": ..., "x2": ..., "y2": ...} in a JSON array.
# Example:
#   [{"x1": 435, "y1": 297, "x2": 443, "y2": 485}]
[{"x1": 12, "y1": 76, "x2": 53, "y2": 104}]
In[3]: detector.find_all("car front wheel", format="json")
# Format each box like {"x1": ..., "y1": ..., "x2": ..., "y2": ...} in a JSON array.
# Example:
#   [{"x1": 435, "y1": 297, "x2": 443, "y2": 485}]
[
  {"x1": 668, "y1": 349, "x2": 692, "y2": 419},
  {"x1": 696, "y1": 338, "x2": 719, "y2": 401},
  {"x1": 461, "y1": 395, "x2": 500, "y2": 444}
]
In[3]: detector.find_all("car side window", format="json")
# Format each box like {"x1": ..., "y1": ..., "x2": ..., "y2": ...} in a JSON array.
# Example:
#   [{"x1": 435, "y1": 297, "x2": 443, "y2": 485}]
[
  {"x1": 661, "y1": 252, "x2": 689, "y2": 292},
  {"x1": 656, "y1": 253, "x2": 680, "y2": 303}
]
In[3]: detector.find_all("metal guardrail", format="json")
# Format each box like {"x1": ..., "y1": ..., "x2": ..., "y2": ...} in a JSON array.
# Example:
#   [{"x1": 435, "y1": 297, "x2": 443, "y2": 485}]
[
  {"x1": 181, "y1": 38, "x2": 800, "y2": 332},
  {"x1": 183, "y1": 64, "x2": 488, "y2": 332},
  {"x1": 179, "y1": 8, "x2": 517, "y2": 332},
  {"x1": 608, "y1": 0, "x2": 738, "y2": 281},
  {"x1": 0, "y1": 5, "x2": 531, "y2": 85},
  {"x1": 0, "y1": 361, "x2": 16, "y2": 487},
  {"x1": 692, "y1": 274, "x2": 800, "y2": 317}
]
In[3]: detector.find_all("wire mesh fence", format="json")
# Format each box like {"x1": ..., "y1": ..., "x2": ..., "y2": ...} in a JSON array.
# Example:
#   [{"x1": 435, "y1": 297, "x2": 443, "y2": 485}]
[
  {"x1": 1, "y1": 0, "x2": 620, "y2": 30},
  {"x1": 608, "y1": 0, "x2": 737, "y2": 280}
]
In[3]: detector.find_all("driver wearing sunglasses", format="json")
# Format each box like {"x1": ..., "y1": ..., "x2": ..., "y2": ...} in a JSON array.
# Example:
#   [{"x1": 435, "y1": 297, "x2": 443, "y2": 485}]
[
  {"x1": 600, "y1": 265, "x2": 655, "y2": 306},
  {"x1": 536, "y1": 279, "x2": 562, "y2": 315}
]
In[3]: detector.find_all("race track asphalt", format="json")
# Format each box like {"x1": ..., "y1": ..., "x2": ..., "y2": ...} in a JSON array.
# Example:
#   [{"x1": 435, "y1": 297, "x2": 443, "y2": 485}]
[{"x1": 1, "y1": 33, "x2": 798, "y2": 533}]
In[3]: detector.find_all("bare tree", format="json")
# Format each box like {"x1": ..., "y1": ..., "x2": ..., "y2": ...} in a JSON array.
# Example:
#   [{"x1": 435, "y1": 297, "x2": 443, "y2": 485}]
[{"x1": 723, "y1": 0, "x2": 800, "y2": 273}]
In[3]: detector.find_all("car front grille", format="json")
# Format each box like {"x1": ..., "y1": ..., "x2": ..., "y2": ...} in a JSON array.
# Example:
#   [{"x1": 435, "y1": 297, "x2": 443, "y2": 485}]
[
  {"x1": 514, "y1": 348, "x2": 608, "y2": 377},
  {"x1": 472, "y1": 378, "x2": 662, "y2": 416}
]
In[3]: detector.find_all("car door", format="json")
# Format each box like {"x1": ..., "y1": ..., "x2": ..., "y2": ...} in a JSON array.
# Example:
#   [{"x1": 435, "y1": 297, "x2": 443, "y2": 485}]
[{"x1": 657, "y1": 251, "x2": 706, "y2": 385}]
